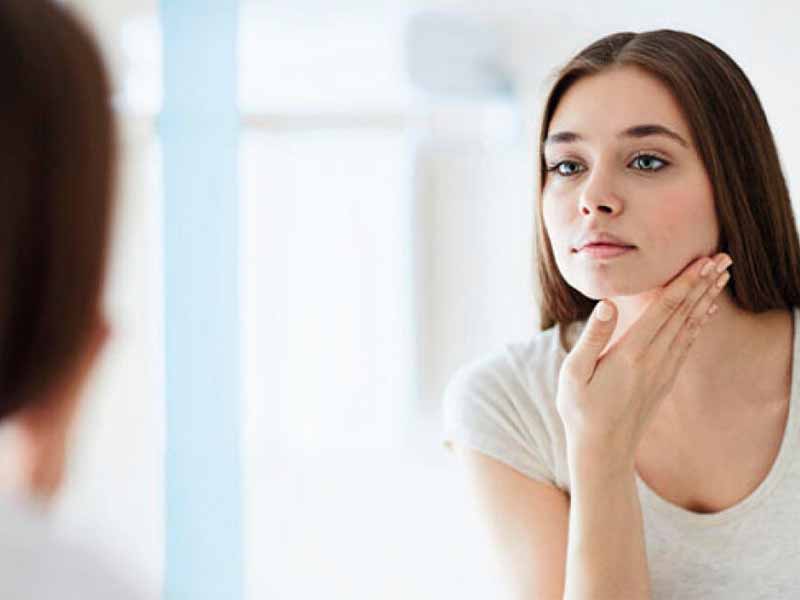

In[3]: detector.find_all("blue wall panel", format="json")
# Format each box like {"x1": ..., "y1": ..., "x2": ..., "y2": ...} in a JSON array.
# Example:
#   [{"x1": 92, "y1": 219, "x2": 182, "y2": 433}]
[{"x1": 161, "y1": 2, "x2": 242, "y2": 598}]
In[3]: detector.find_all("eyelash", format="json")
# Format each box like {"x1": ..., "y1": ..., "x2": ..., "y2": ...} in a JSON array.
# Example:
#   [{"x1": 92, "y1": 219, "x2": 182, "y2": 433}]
[{"x1": 544, "y1": 153, "x2": 670, "y2": 178}]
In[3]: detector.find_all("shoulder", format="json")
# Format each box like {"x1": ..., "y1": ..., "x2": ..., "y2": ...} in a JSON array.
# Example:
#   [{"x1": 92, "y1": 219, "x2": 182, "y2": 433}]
[
  {"x1": 0, "y1": 493, "x2": 147, "y2": 600},
  {"x1": 442, "y1": 322, "x2": 580, "y2": 490},
  {"x1": 444, "y1": 322, "x2": 574, "y2": 407}
]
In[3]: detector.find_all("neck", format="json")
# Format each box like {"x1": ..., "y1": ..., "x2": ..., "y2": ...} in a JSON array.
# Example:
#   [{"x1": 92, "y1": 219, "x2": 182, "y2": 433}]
[
  {"x1": 604, "y1": 290, "x2": 793, "y2": 422},
  {"x1": 0, "y1": 422, "x2": 65, "y2": 503}
]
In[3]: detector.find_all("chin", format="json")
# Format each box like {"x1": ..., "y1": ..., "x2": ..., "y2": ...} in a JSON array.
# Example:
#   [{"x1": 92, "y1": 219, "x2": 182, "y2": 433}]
[{"x1": 573, "y1": 279, "x2": 647, "y2": 299}]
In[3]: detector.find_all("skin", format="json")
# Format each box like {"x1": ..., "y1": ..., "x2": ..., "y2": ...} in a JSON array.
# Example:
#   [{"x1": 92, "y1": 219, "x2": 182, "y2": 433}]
[
  {"x1": 3, "y1": 317, "x2": 109, "y2": 502},
  {"x1": 541, "y1": 64, "x2": 792, "y2": 440}
]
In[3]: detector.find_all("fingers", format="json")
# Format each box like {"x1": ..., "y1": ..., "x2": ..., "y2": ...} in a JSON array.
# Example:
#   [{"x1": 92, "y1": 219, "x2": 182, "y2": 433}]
[
  {"x1": 652, "y1": 253, "x2": 732, "y2": 370},
  {"x1": 565, "y1": 300, "x2": 620, "y2": 383},
  {"x1": 623, "y1": 254, "x2": 717, "y2": 357}
]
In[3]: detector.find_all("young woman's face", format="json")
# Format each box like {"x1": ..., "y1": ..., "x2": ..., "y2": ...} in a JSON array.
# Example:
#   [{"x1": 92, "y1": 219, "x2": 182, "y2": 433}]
[{"x1": 541, "y1": 65, "x2": 719, "y2": 301}]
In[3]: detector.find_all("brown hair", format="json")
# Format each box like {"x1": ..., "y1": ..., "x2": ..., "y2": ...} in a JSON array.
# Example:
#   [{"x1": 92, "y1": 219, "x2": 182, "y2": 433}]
[
  {"x1": 0, "y1": 1, "x2": 116, "y2": 420},
  {"x1": 533, "y1": 29, "x2": 800, "y2": 352}
]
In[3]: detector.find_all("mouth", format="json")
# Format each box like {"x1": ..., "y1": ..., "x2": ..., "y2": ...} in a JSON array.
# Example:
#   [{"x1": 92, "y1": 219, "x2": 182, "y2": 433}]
[{"x1": 574, "y1": 244, "x2": 637, "y2": 259}]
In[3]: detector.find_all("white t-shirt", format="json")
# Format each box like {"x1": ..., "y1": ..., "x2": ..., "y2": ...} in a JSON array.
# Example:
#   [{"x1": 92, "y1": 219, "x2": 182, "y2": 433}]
[
  {"x1": 0, "y1": 491, "x2": 146, "y2": 600},
  {"x1": 442, "y1": 306, "x2": 800, "y2": 599}
]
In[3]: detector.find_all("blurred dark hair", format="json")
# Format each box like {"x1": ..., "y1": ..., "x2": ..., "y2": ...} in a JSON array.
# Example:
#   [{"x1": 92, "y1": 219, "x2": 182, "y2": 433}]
[
  {"x1": 533, "y1": 29, "x2": 800, "y2": 352},
  {"x1": 0, "y1": 1, "x2": 116, "y2": 419}
]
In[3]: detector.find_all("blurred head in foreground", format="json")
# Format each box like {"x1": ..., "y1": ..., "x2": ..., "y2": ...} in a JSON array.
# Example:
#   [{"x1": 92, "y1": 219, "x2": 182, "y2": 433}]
[{"x1": 0, "y1": 0, "x2": 116, "y2": 501}]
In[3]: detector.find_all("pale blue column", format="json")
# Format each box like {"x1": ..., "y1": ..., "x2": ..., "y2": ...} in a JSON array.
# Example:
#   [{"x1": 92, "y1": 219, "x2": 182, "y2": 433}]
[{"x1": 160, "y1": 2, "x2": 242, "y2": 599}]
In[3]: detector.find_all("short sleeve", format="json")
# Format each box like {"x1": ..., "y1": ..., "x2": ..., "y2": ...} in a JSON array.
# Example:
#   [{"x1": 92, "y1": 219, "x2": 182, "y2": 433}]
[{"x1": 441, "y1": 351, "x2": 557, "y2": 488}]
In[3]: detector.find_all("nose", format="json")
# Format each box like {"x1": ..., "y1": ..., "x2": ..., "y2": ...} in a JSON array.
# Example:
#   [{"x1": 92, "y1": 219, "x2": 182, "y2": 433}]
[{"x1": 578, "y1": 165, "x2": 623, "y2": 215}]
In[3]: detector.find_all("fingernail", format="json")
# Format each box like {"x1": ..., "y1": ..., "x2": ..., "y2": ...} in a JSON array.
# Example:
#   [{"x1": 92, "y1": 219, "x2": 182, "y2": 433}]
[
  {"x1": 717, "y1": 255, "x2": 733, "y2": 273},
  {"x1": 596, "y1": 301, "x2": 613, "y2": 321}
]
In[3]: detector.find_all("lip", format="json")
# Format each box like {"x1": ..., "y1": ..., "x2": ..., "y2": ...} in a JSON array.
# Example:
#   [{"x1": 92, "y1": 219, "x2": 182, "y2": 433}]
[
  {"x1": 574, "y1": 232, "x2": 634, "y2": 251},
  {"x1": 577, "y1": 244, "x2": 636, "y2": 259}
]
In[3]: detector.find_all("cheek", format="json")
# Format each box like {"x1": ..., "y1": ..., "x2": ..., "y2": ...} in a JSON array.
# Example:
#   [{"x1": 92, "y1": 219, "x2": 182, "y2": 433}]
[
  {"x1": 649, "y1": 202, "x2": 686, "y2": 245},
  {"x1": 541, "y1": 192, "x2": 570, "y2": 240},
  {"x1": 648, "y1": 190, "x2": 715, "y2": 248}
]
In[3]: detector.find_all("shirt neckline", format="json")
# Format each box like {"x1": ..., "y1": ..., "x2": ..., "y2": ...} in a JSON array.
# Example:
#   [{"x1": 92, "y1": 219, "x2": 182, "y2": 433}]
[{"x1": 633, "y1": 305, "x2": 800, "y2": 527}]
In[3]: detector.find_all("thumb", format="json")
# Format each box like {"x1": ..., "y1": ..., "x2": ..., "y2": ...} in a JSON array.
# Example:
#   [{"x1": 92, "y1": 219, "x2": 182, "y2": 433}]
[{"x1": 567, "y1": 300, "x2": 617, "y2": 381}]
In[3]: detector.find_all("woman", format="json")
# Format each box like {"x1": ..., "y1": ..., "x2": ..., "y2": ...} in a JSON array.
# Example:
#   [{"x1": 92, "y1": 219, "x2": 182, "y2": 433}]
[
  {"x1": 0, "y1": 1, "x2": 144, "y2": 598},
  {"x1": 442, "y1": 29, "x2": 800, "y2": 599}
]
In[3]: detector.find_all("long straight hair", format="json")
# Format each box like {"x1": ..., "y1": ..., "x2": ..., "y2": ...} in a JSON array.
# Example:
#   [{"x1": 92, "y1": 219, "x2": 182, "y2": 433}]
[
  {"x1": 533, "y1": 29, "x2": 800, "y2": 352},
  {"x1": 0, "y1": 1, "x2": 116, "y2": 419}
]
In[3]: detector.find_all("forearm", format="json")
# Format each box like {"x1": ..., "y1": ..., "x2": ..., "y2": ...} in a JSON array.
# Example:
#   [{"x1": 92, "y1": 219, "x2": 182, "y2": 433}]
[{"x1": 563, "y1": 445, "x2": 651, "y2": 600}]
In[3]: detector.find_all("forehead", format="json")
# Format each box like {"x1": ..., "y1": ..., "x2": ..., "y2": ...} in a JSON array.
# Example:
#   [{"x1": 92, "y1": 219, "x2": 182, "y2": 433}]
[{"x1": 547, "y1": 65, "x2": 692, "y2": 145}]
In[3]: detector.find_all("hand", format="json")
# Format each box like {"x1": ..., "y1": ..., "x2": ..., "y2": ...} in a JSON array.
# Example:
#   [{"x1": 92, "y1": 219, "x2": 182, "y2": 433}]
[{"x1": 556, "y1": 252, "x2": 733, "y2": 472}]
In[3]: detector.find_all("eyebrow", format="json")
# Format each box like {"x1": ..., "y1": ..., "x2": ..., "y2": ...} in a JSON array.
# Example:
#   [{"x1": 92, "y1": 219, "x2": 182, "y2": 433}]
[{"x1": 544, "y1": 124, "x2": 690, "y2": 149}]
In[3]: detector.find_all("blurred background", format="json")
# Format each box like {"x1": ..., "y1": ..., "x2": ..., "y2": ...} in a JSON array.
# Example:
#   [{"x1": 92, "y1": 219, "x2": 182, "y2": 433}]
[{"x1": 22, "y1": 0, "x2": 798, "y2": 598}]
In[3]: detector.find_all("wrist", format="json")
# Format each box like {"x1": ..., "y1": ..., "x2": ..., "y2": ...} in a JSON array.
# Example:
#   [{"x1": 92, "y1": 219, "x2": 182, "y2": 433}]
[{"x1": 566, "y1": 434, "x2": 637, "y2": 482}]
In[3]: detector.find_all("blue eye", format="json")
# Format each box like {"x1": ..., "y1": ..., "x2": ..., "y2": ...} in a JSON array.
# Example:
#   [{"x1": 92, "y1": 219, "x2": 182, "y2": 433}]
[
  {"x1": 545, "y1": 154, "x2": 669, "y2": 178},
  {"x1": 547, "y1": 161, "x2": 584, "y2": 177},
  {"x1": 631, "y1": 155, "x2": 667, "y2": 171}
]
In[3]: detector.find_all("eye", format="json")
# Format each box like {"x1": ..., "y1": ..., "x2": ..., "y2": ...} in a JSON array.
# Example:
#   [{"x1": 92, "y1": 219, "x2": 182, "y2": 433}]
[
  {"x1": 631, "y1": 154, "x2": 668, "y2": 172},
  {"x1": 546, "y1": 160, "x2": 584, "y2": 177},
  {"x1": 545, "y1": 153, "x2": 670, "y2": 178}
]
